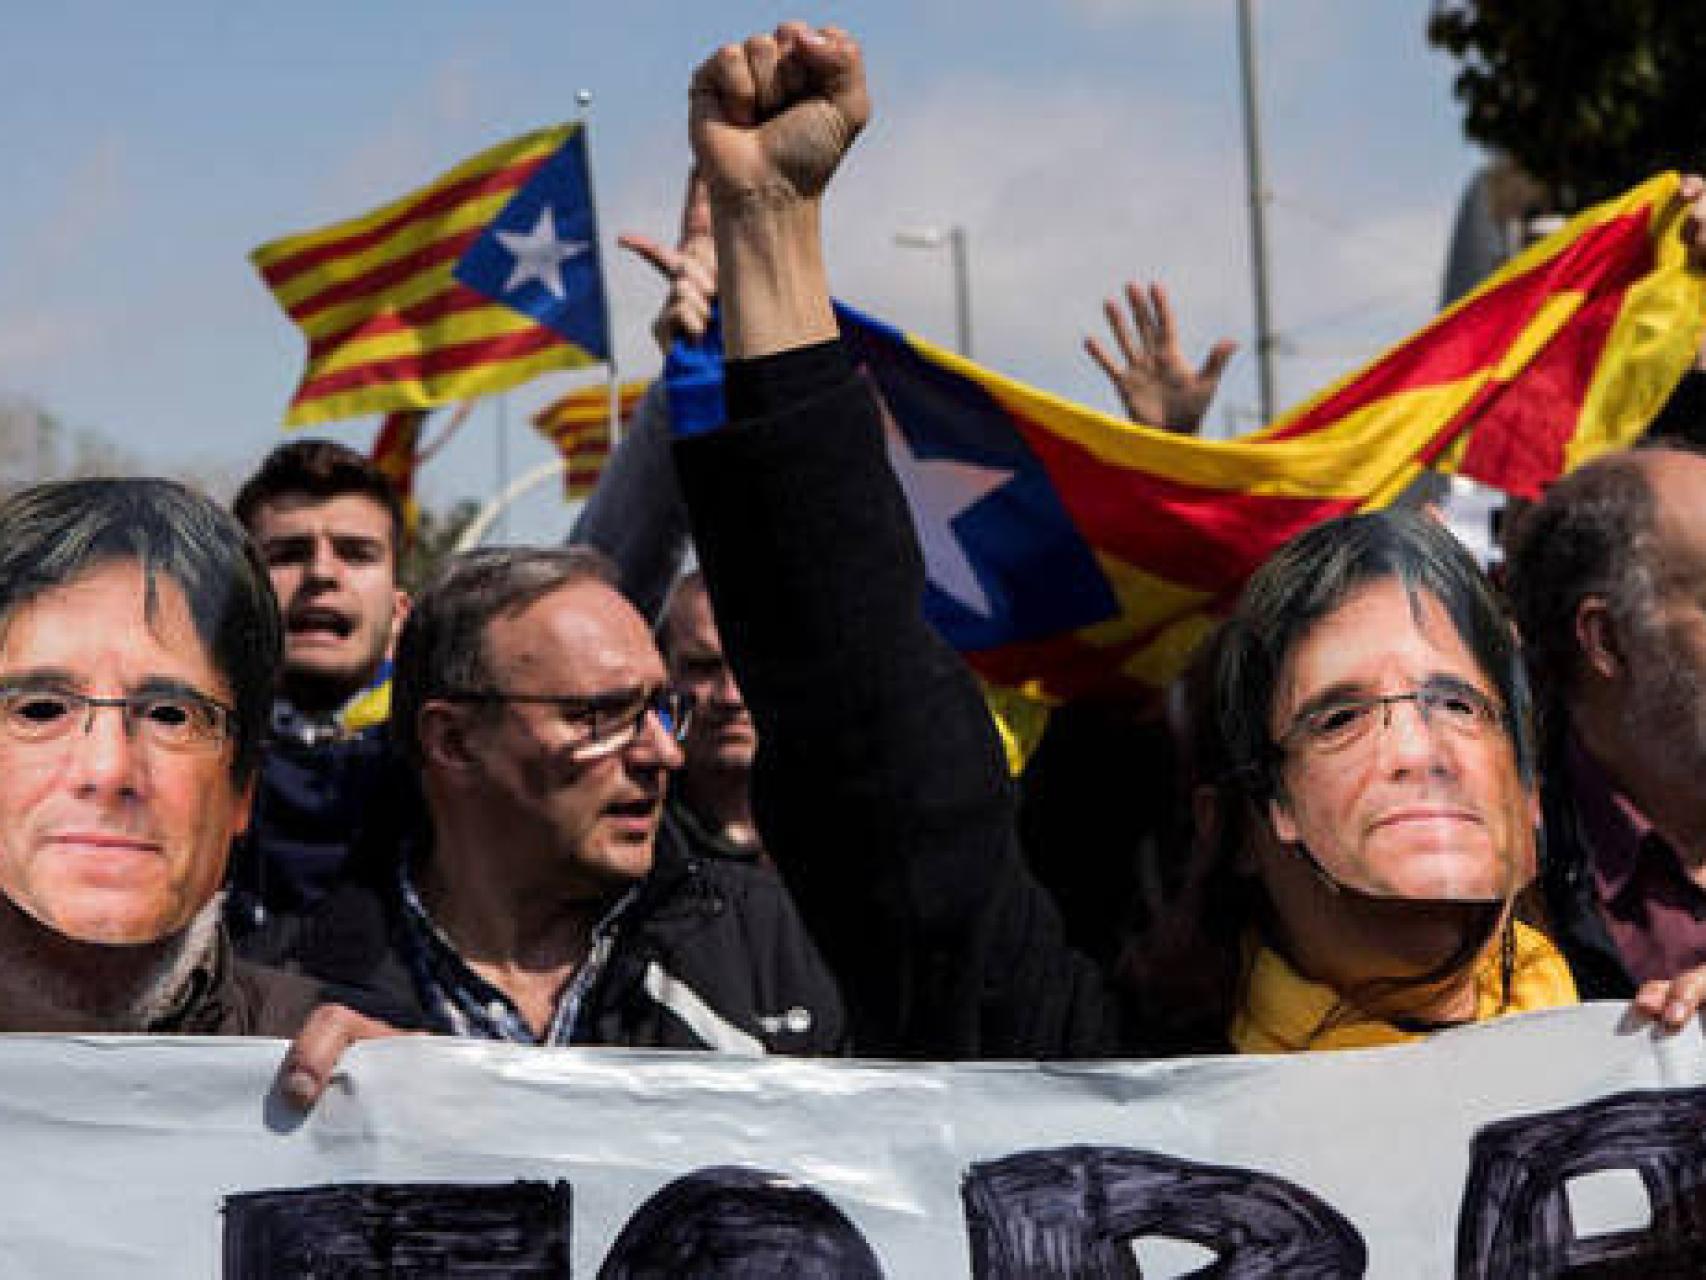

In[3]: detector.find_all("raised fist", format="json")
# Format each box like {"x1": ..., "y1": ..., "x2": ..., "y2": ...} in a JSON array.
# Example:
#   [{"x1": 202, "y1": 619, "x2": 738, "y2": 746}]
[{"x1": 688, "y1": 23, "x2": 870, "y2": 215}]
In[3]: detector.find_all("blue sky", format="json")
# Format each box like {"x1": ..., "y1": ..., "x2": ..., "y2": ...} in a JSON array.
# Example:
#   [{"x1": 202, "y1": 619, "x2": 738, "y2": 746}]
[{"x1": 0, "y1": 2, "x2": 1480, "y2": 540}]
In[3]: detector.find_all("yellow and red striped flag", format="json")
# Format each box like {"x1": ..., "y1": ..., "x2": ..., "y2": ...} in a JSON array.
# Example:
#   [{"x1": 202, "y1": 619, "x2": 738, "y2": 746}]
[
  {"x1": 369, "y1": 409, "x2": 426, "y2": 538},
  {"x1": 532, "y1": 380, "x2": 646, "y2": 499},
  {"x1": 253, "y1": 124, "x2": 609, "y2": 427},
  {"x1": 662, "y1": 172, "x2": 1706, "y2": 765},
  {"x1": 1245, "y1": 171, "x2": 1706, "y2": 501},
  {"x1": 795, "y1": 173, "x2": 1706, "y2": 705}
]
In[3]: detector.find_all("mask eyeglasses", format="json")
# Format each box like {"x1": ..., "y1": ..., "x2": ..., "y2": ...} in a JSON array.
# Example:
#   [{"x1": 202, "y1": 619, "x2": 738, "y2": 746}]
[
  {"x1": 0, "y1": 685, "x2": 235, "y2": 753},
  {"x1": 1274, "y1": 677, "x2": 1506, "y2": 760}
]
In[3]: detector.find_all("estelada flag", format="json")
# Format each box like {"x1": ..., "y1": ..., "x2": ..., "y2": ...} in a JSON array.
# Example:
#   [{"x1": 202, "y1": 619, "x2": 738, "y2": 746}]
[
  {"x1": 669, "y1": 173, "x2": 1706, "y2": 707},
  {"x1": 532, "y1": 380, "x2": 646, "y2": 499},
  {"x1": 370, "y1": 409, "x2": 426, "y2": 538},
  {"x1": 253, "y1": 124, "x2": 610, "y2": 427}
]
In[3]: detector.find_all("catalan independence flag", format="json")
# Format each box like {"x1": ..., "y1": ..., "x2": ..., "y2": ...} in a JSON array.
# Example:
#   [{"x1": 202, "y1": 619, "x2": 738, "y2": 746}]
[
  {"x1": 673, "y1": 173, "x2": 1706, "y2": 706},
  {"x1": 532, "y1": 379, "x2": 646, "y2": 499},
  {"x1": 370, "y1": 409, "x2": 426, "y2": 538},
  {"x1": 253, "y1": 124, "x2": 610, "y2": 427}
]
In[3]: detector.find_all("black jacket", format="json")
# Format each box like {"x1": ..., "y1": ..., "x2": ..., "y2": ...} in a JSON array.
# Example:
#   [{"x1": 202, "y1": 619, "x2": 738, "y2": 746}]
[
  {"x1": 137, "y1": 930, "x2": 322, "y2": 1038},
  {"x1": 676, "y1": 343, "x2": 1145, "y2": 1059},
  {"x1": 1537, "y1": 737, "x2": 1638, "y2": 1000},
  {"x1": 226, "y1": 721, "x2": 419, "y2": 943},
  {"x1": 258, "y1": 813, "x2": 847, "y2": 1055}
]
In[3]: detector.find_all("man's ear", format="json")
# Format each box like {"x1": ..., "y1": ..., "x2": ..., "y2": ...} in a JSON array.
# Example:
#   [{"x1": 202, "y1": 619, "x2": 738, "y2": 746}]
[
  {"x1": 1267, "y1": 793, "x2": 1300, "y2": 848},
  {"x1": 231, "y1": 774, "x2": 258, "y2": 839},
  {"x1": 1574, "y1": 594, "x2": 1623, "y2": 683},
  {"x1": 387, "y1": 591, "x2": 412, "y2": 656},
  {"x1": 418, "y1": 703, "x2": 476, "y2": 773}
]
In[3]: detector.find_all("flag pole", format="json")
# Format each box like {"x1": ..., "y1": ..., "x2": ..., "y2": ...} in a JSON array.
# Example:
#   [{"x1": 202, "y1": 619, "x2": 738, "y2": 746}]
[
  {"x1": 575, "y1": 88, "x2": 623, "y2": 457},
  {"x1": 419, "y1": 399, "x2": 476, "y2": 466}
]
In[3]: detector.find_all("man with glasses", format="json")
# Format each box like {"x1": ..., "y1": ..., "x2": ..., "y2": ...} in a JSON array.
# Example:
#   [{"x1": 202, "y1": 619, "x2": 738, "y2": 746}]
[
  {"x1": 0, "y1": 476, "x2": 390, "y2": 1104},
  {"x1": 1198, "y1": 513, "x2": 1569, "y2": 1050},
  {"x1": 266, "y1": 547, "x2": 844, "y2": 1052}
]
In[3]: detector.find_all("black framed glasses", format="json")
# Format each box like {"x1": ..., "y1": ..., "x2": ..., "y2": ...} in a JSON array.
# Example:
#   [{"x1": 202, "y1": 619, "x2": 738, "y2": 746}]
[
  {"x1": 442, "y1": 685, "x2": 695, "y2": 761},
  {"x1": 0, "y1": 685, "x2": 236, "y2": 753},
  {"x1": 1273, "y1": 677, "x2": 1506, "y2": 760}
]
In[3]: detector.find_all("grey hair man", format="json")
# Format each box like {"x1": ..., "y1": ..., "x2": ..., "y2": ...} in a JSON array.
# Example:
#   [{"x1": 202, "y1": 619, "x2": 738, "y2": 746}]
[
  {"x1": 0, "y1": 477, "x2": 389, "y2": 1103},
  {"x1": 270, "y1": 546, "x2": 844, "y2": 1053},
  {"x1": 1509, "y1": 445, "x2": 1706, "y2": 1003}
]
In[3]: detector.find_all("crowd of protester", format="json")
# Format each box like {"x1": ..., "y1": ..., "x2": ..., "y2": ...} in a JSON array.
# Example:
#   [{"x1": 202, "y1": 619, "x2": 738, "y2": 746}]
[{"x1": 6, "y1": 23, "x2": 1706, "y2": 1138}]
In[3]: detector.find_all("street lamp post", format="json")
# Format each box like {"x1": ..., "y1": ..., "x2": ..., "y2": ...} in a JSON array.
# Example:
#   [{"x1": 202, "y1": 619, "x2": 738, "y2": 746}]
[
  {"x1": 894, "y1": 225, "x2": 973, "y2": 359},
  {"x1": 1236, "y1": 0, "x2": 1276, "y2": 425}
]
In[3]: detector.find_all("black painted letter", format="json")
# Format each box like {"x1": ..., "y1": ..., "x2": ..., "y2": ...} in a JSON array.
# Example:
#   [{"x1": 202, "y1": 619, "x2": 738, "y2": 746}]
[{"x1": 963, "y1": 1144, "x2": 1366, "y2": 1278}]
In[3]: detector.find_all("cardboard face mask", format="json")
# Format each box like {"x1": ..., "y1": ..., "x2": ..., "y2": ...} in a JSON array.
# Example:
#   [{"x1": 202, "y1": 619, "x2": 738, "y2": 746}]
[{"x1": 1265, "y1": 582, "x2": 1536, "y2": 903}]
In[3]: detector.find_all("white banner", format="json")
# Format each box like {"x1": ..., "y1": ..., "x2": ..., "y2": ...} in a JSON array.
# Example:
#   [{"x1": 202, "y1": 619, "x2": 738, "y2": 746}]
[{"x1": 10, "y1": 1001, "x2": 1706, "y2": 1277}]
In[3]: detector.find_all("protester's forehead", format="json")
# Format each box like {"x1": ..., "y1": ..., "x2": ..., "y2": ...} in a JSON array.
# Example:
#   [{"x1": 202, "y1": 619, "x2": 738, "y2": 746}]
[
  {"x1": 0, "y1": 559, "x2": 226, "y2": 690},
  {"x1": 1275, "y1": 579, "x2": 1492, "y2": 711},
  {"x1": 1642, "y1": 452, "x2": 1706, "y2": 585},
  {"x1": 249, "y1": 490, "x2": 395, "y2": 541},
  {"x1": 663, "y1": 579, "x2": 721, "y2": 655},
  {"x1": 0, "y1": 555, "x2": 146, "y2": 632},
  {"x1": 485, "y1": 579, "x2": 664, "y2": 690}
]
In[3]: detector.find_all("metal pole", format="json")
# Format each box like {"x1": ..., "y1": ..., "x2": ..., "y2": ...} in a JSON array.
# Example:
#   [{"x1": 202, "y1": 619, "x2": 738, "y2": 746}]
[
  {"x1": 1236, "y1": 0, "x2": 1276, "y2": 425},
  {"x1": 575, "y1": 87, "x2": 620, "y2": 448},
  {"x1": 894, "y1": 226, "x2": 974, "y2": 359},
  {"x1": 949, "y1": 226, "x2": 973, "y2": 360},
  {"x1": 606, "y1": 363, "x2": 621, "y2": 462}
]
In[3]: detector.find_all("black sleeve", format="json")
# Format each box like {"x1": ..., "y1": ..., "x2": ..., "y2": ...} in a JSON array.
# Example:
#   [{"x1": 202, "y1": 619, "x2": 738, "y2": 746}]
[
  {"x1": 1646, "y1": 368, "x2": 1706, "y2": 447},
  {"x1": 675, "y1": 343, "x2": 1132, "y2": 1059},
  {"x1": 567, "y1": 381, "x2": 693, "y2": 622}
]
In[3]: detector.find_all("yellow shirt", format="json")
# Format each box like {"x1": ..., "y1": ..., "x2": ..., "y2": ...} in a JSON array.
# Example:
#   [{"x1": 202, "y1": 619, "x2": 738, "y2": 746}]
[{"x1": 1228, "y1": 921, "x2": 1578, "y2": 1054}]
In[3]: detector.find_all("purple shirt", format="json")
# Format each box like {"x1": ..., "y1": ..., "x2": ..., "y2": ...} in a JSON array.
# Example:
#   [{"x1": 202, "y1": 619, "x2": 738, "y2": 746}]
[{"x1": 1569, "y1": 737, "x2": 1706, "y2": 983}]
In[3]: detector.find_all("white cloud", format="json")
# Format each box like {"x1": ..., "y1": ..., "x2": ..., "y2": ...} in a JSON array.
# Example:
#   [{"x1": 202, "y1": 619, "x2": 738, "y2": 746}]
[
  {"x1": 832, "y1": 74, "x2": 1448, "y2": 424},
  {"x1": 593, "y1": 66, "x2": 1456, "y2": 434}
]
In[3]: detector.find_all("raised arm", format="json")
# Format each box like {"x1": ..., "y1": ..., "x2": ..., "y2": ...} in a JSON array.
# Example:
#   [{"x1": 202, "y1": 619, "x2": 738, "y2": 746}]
[
  {"x1": 689, "y1": 23, "x2": 862, "y2": 359},
  {"x1": 675, "y1": 25, "x2": 1133, "y2": 1059}
]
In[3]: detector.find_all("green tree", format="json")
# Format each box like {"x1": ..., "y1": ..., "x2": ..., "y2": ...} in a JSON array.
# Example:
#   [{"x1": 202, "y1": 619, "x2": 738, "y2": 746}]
[{"x1": 1428, "y1": 1, "x2": 1706, "y2": 212}]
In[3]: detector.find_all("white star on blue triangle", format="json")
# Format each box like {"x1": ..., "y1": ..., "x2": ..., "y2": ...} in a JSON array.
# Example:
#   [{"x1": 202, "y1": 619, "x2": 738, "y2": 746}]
[
  {"x1": 495, "y1": 206, "x2": 588, "y2": 301},
  {"x1": 879, "y1": 395, "x2": 1014, "y2": 618},
  {"x1": 453, "y1": 127, "x2": 610, "y2": 361}
]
